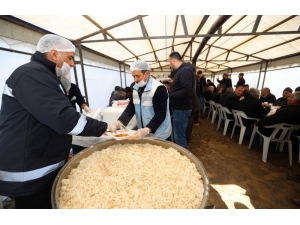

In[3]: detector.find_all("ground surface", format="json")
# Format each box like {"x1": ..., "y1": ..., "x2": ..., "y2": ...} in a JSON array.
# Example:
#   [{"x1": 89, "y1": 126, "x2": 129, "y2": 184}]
[{"x1": 189, "y1": 114, "x2": 300, "y2": 209}]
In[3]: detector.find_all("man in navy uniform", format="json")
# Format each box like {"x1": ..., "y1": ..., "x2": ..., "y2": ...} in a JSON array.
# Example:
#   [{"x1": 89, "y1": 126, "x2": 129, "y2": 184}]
[{"x1": 0, "y1": 34, "x2": 107, "y2": 209}]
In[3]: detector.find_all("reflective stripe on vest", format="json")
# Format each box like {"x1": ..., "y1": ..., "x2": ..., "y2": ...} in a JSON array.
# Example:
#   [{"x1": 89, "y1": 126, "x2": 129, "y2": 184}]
[
  {"x1": 67, "y1": 114, "x2": 87, "y2": 135},
  {"x1": 0, "y1": 160, "x2": 65, "y2": 182},
  {"x1": 3, "y1": 84, "x2": 14, "y2": 98},
  {"x1": 59, "y1": 84, "x2": 65, "y2": 94}
]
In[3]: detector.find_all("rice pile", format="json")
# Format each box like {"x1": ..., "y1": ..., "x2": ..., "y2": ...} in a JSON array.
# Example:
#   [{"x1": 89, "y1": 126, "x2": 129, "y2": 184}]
[{"x1": 58, "y1": 143, "x2": 204, "y2": 209}]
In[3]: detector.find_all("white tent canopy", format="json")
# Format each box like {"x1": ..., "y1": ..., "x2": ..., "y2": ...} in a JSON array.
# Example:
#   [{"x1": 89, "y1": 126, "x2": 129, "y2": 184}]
[
  {"x1": 1, "y1": 15, "x2": 300, "y2": 75},
  {"x1": 1, "y1": 14, "x2": 300, "y2": 108}
]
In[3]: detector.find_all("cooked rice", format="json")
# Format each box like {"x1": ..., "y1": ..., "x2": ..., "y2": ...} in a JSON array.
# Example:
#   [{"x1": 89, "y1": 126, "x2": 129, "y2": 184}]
[{"x1": 58, "y1": 143, "x2": 204, "y2": 209}]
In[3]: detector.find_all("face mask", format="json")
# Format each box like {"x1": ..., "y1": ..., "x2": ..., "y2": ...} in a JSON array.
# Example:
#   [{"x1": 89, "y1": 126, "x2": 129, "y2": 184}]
[
  {"x1": 55, "y1": 53, "x2": 71, "y2": 77},
  {"x1": 136, "y1": 79, "x2": 147, "y2": 88},
  {"x1": 135, "y1": 73, "x2": 149, "y2": 88}
]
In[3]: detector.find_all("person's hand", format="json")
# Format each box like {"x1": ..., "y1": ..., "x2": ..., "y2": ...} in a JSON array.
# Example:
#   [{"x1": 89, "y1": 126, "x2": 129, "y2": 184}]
[
  {"x1": 83, "y1": 106, "x2": 92, "y2": 113},
  {"x1": 240, "y1": 96, "x2": 245, "y2": 101},
  {"x1": 108, "y1": 121, "x2": 121, "y2": 133},
  {"x1": 128, "y1": 128, "x2": 150, "y2": 140}
]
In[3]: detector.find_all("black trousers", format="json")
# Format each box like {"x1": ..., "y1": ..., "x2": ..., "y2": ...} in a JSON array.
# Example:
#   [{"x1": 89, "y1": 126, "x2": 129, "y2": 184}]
[{"x1": 14, "y1": 184, "x2": 53, "y2": 209}]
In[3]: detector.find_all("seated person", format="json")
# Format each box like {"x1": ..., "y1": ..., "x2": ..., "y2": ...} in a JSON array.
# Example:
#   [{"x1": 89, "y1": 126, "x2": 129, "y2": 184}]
[
  {"x1": 219, "y1": 87, "x2": 233, "y2": 106},
  {"x1": 241, "y1": 84, "x2": 250, "y2": 98},
  {"x1": 256, "y1": 91, "x2": 300, "y2": 137},
  {"x1": 224, "y1": 85, "x2": 244, "y2": 118},
  {"x1": 216, "y1": 83, "x2": 226, "y2": 93},
  {"x1": 221, "y1": 84, "x2": 227, "y2": 94},
  {"x1": 211, "y1": 87, "x2": 222, "y2": 103},
  {"x1": 204, "y1": 86, "x2": 214, "y2": 102},
  {"x1": 238, "y1": 88, "x2": 270, "y2": 127},
  {"x1": 125, "y1": 87, "x2": 131, "y2": 99},
  {"x1": 274, "y1": 87, "x2": 293, "y2": 107},
  {"x1": 224, "y1": 85, "x2": 244, "y2": 111},
  {"x1": 206, "y1": 79, "x2": 216, "y2": 92},
  {"x1": 60, "y1": 76, "x2": 91, "y2": 113},
  {"x1": 108, "y1": 86, "x2": 127, "y2": 106},
  {"x1": 259, "y1": 87, "x2": 276, "y2": 105}
]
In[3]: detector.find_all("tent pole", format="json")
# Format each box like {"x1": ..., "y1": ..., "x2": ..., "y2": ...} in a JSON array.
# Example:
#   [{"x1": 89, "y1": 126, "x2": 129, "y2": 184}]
[{"x1": 78, "y1": 44, "x2": 89, "y2": 106}]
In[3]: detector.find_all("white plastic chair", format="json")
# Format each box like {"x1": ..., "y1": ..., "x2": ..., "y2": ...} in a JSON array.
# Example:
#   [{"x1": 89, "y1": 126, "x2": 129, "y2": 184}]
[
  {"x1": 213, "y1": 103, "x2": 222, "y2": 124},
  {"x1": 231, "y1": 110, "x2": 259, "y2": 145},
  {"x1": 217, "y1": 106, "x2": 234, "y2": 135},
  {"x1": 0, "y1": 196, "x2": 3, "y2": 209},
  {"x1": 210, "y1": 102, "x2": 220, "y2": 124},
  {"x1": 231, "y1": 110, "x2": 242, "y2": 139},
  {"x1": 216, "y1": 105, "x2": 224, "y2": 131},
  {"x1": 248, "y1": 123, "x2": 300, "y2": 166},
  {"x1": 203, "y1": 98, "x2": 209, "y2": 115},
  {"x1": 292, "y1": 135, "x2": 300, "y2": 163},
  {"x1": 207, "y1": 100, "x2": 214, "y2": 121}
]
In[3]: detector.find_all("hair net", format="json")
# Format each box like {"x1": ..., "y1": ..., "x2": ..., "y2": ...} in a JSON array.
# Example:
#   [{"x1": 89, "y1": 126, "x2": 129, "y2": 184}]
[
  {"x1": 130, "y1": 60, "x2": 150, "y2": 71},
  {"x1": 60, "y1": 75, "x2": 71, "y2": 91},
  {"x1": 36, "y1": 34, "x2": 75, "y2": 53}
]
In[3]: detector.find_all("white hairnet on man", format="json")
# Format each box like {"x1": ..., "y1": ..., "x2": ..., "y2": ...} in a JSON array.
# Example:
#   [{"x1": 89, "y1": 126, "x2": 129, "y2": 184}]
[
  {"x1": 36, "y1": 34, "x2": 76, "y2": 77},
  {"x1": 130, "y1": 60, "x2": 150, "y2": 71},
  {"x1": 36, "y1": 34, "x2": 75, "y2": 53}
]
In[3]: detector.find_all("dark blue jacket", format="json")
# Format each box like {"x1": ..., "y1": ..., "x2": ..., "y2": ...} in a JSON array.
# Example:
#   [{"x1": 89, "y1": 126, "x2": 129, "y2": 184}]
[
  {"x1": 259, "y1": 93, "x2": 276, "y2": 105},
  {"x1": 169, "y1": 63, "x2": 195, "y2": 110},
  {"x1": 0, "y1": 51, "x2": 107, "y2": 197}
]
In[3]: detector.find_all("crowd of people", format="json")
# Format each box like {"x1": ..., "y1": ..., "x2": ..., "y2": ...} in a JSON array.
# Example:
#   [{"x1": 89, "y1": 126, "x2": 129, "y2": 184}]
[{"x1": 199, "y1": 73, "x2": 300, "y2": 207}]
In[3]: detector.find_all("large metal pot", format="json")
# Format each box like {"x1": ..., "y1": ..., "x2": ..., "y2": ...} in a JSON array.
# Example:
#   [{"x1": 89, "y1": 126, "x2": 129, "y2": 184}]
[{"x1": 51, "y1": 138, "x2": 210, "y2": 209}]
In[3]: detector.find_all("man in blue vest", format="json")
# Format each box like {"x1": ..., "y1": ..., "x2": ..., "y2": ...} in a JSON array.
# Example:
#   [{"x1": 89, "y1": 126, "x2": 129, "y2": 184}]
[{"x1": 108, "y1": 60, "x2": 172, "y2": 140}]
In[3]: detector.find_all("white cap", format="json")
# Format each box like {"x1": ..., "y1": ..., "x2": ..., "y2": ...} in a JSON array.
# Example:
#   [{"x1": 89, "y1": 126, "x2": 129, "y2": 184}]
[
  {"x1": 130, "y1": 60, "x2": 150, "y2": 71},
  {"x1": 36, "y1": 34, "x2": 75, "y2": 53}
]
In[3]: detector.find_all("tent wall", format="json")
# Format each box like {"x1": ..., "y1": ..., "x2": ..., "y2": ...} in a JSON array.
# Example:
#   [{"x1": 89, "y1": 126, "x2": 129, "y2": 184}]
[
  {"x1": 0, "y1": 18, "x2": 130, "y2": 72},
  {"x1": 214, "y1": 54, "x2": 300, "y2": 76}
]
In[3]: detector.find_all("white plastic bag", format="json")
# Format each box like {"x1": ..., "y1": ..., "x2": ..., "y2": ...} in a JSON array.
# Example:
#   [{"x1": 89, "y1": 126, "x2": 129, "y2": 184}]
[{"x1": 112, "y1": 99, "x2": 130, "y2": 108}]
